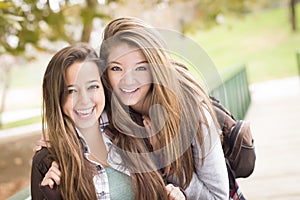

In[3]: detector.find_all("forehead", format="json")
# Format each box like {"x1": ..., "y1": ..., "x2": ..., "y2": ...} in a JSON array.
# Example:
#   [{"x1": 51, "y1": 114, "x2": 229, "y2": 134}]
[
  {"x1": 65, "y1": 61, "x2": 100, "y2": 83},
  {"x1": 107, "y1": 42, "x2": 144, "y2": 61}
]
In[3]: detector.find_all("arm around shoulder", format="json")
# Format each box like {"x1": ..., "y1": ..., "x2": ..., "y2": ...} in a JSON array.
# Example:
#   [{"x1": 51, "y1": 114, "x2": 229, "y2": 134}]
[{"x1": 31, "y1": 147, "x2": 62, "y2": 200}]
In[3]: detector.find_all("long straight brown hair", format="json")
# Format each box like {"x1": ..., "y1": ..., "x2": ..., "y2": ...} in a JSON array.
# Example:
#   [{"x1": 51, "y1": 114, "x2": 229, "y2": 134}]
[
  {"x1": 42, "y1": 44, "x2": 101, "y2": 199},
  {"x1": 100, "y1": 17, "x2": 221, "y2": 199}
]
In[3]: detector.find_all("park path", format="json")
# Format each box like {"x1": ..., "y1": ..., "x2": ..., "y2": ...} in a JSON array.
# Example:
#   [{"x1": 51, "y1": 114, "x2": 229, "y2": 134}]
[{"x1": 238, "y1": 77, "x2": 300, "y2": 200}]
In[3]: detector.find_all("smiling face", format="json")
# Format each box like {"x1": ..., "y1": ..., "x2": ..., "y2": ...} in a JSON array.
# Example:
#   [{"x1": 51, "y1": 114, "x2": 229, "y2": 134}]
[
  {"x1": 107, "y1": 43, "x2": 152, "y2": 112},
  {"x1": 62, "y1": 61, "x2": 105, "y2": 130}
]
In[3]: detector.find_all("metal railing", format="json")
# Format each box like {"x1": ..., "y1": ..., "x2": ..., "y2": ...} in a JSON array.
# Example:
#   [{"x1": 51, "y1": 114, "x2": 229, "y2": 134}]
[
  {"x1": 296, "y1": 50, "x2": 300, "y2": 78},
  {"x1": 209, "y1": 64, "x2": 251, "y2": 119},
  {"x1": 7, "y1": 186, "x2": 30, "y2": 200}
]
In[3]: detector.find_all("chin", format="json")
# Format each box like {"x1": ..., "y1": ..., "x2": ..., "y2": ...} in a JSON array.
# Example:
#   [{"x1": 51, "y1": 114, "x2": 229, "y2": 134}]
[
  {"x1": 76, "y1": 118, "x2": 98, "y2": 129},
  {"x1": 124, "y1": 101, "x2": 138, "y2": 107}
]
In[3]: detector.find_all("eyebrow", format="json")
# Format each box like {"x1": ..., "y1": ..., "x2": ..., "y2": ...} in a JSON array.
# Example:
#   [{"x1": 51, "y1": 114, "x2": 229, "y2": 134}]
[
  {"x1": 136, "y1": 61, "x2": 148, "y2": 65},
  {"x1": 108, "y1": 60, "x2": 149, "y2": 65},
  {"x1": 66, "y1": 80, "x2": 100, "y2": 88}
]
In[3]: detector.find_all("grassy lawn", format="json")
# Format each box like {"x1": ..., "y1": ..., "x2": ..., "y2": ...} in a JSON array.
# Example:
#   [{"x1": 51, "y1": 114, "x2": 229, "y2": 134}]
[
  {"x1": 0, "y1": 116, "x2": 41, "y2": 130},
  {"x1": 189, "y1": 5, "x2": 300, "y2": 83}
]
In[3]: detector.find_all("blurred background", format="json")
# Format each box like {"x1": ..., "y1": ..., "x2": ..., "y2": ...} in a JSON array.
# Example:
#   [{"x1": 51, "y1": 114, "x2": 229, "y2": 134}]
[{"x1": 0, "y1": 0, "x2": 300, "y2": 199}]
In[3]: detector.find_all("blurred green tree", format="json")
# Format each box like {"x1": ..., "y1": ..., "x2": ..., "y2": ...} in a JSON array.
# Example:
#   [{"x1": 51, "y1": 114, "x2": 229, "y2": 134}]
[
  {"x1": 0, "y1": 0, "x2": 111, "y2": 126},
  {"x1": 0, "y1": 0, "x2": 294, "y2": 127},
  {"x1": 0, "y1": 0, "x2": 111, "y2": 55},
  {"x1": 178, "y1": 0, "x2": 257, "y2": 33}
]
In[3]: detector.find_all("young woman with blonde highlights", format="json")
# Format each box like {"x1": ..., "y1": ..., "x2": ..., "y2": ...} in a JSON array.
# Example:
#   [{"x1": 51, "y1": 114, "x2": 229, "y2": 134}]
[{"x1": 99, "y1": 17, "x2": 229, "y2": 199}]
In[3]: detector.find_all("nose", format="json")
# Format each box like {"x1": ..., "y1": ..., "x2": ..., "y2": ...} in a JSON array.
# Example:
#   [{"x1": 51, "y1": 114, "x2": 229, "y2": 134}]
[
  {"x1": 78, "y1": 89, "x2": 91, "y2": 105},
  {"x1": 121, "y1": 69, "x2": 136, "y2": 86}
]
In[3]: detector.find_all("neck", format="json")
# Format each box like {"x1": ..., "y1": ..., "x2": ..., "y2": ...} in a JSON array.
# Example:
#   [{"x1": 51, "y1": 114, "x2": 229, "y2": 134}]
[
  {"x1": 78, "y1": 123, "x2": 108, "y2": 166},
  {"x1": 78, "y1": 124, "x2": 100, "y2": 141},
  {"x1": 131, "y1": 104, "x2": 148, "y2": 115}
]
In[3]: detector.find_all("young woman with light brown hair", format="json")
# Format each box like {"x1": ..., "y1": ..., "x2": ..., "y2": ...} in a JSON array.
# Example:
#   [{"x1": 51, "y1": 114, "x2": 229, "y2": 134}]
[{"x1": 31, "y1": 43, "x2": 105, "y2": 199}]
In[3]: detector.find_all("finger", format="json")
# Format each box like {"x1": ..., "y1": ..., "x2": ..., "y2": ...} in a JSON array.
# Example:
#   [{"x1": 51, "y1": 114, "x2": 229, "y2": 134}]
[
  {"x1": 49, "y1": 162, "x2": 61, "y2": 185},
  {"x1": 36, "y1": 139, "x2": 48, "y2": 147},
  {"x1": 166, "y1": 184, "x2": 185, "y2": 200},
  {"x1": 41, "y1": 176, "x2": 55, "y2": 189},
  {"x1": 48, "y1": 167, "x2": 61, "y2": 180},
  {"x1": 33, "y1": 139, "x2": 47, "y2": 152},
  {"x1": 41, "y1": 170, "x2": 61, "y2": 188},
  {"x1": 48, "y1": 171, "x2": 61, "y2": 186},
  {"x1": 41, "y1": 162, "x2": 62, "y2": 187},
  {"x1": 165, "y1": 184, "x2": 174, "y2": 195},
  {"x1": 51, "y1": 161, "x2": 60, "y2": 169},
  {"x1": 33, "y1": 145, "x2": 42, "y2": 152}
]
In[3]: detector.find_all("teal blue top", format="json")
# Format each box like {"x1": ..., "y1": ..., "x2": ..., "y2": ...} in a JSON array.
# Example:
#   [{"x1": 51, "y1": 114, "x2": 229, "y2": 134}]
[{"x1": 105, "y1": 166, "x2": 134, "y2": 200}]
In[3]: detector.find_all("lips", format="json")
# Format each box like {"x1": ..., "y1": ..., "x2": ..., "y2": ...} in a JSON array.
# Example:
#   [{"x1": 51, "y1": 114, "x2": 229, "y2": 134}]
[
  {"x1": 120, "y1": 88, "x2": 138, "y2": 93},
  {"x1": 75, "y1": 106, "x2": 95, "y2": 118}
]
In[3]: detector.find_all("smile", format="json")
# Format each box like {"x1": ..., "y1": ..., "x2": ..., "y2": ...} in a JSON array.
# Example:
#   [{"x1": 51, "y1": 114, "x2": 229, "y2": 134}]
[
  {"x1": 120, "y1": 88, "x2": 138, "y2": 93},
  {"x1": 75, "y1": 106, "x2": 95, "y2": 117}
]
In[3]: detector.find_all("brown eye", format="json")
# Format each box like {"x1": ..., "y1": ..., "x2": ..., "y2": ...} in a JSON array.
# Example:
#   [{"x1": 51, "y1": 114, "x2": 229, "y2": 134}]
[
  {"x1": 111, "y1": 66, "x2": 122, "y2": 71},
  {"x1": 89, "y1": 85, "x2": 100, "y2": 90},
  {"x1": 64, "y1": 87, "x2": 77, "y2": 95}
]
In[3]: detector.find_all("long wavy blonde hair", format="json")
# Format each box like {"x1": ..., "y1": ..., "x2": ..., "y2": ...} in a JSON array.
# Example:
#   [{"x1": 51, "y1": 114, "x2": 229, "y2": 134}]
[
  {"x1": 100, "y1": 17, "x2": 220, "y2": 199},
  {"x1": 42, "y1": 44, "x2": 101, "y2": 199}
]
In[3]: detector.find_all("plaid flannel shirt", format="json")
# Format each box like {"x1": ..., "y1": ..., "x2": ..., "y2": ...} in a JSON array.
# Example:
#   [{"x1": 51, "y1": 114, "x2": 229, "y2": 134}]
[{"x1": 77, "y1": 111, "x2": 130, "y2": 200}]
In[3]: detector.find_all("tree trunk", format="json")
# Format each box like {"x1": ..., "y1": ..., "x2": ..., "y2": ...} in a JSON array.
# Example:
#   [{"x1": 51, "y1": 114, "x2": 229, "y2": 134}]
[
  {"x1": 80, "y1": 0, "x2": 98, "y2": 42},
  {"x1": 290, "y1": 0, "x2": 297, "y2": 32},
  {"x1": 0, "y1": 68, "x2": 11, "y2": 127},
  {"x1": 0, "y1": 55, "x2": 14, "y2": 127},
  {"x1": 81, "y1": 23, "x2": 93, "y2": 43}
]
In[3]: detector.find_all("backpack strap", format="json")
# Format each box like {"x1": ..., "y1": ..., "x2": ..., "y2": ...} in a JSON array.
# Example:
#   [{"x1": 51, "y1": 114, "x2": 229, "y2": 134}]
[{"x1": 229, "y1": 120, "x2": 243, "y2": 154}]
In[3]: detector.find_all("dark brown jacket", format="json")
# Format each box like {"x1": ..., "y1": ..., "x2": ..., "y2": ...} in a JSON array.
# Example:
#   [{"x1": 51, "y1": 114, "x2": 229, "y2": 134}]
[{"x1": 31, "y1": 147, "x2": 62, "y2": 200}]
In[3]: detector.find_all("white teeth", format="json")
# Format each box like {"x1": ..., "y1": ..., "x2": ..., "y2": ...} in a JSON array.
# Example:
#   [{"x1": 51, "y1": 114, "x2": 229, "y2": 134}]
[
  {"x1": 76, "y1": 107, "x2": 93, "y2": 115},
  {"x1": 121, "y1": 88, "x2": 137, "y2": 93}
]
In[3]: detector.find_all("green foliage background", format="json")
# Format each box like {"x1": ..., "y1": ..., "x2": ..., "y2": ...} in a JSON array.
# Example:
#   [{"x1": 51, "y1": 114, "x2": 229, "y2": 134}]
[
  {"x1": 8, "y1": 4, "x2": 300, "y2": 90},
  {"x1": 191, "y1": 5, "x2": 300, "y2": 83}
]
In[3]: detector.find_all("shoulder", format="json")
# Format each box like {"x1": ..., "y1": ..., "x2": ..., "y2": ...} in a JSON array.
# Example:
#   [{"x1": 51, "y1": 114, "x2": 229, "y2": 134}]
[
  {"x1": 32, "y1": 147, "x2": 53, "y2": 174},
  {"x1": 32, "y1": 147, "x2": 50, "y2": 162}
]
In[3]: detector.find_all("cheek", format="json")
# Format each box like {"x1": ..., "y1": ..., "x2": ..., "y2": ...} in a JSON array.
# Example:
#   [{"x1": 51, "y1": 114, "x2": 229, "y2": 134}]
[
  {"x1": 62, "y1": 98, "x2": 74, "y2": 119},
  {"x1": 145, "y1": 73, "x2": 152, "y2": 83},
  {"x1": 108, "y1": 74, "x2": 120, "y2": 89},
  {"x1": 141, "y1": 84, "x2": 152, "y2": 96},
  {"x1": 139, "y1": 72, "x2": 152, "y2": 84},
  {"x1": 96, "y1": 92, "x2": 105, "y2": 110}
]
